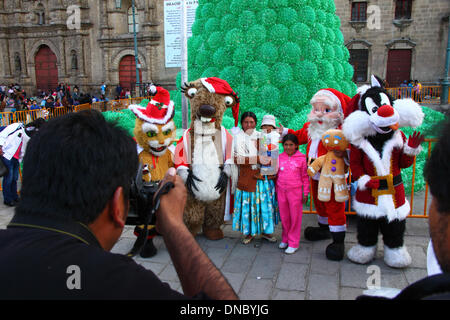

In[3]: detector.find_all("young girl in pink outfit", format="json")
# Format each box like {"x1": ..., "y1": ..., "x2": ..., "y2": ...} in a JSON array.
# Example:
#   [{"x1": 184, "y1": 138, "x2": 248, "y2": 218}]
[{"x1": 276, "y1": 134, "x2": 310, "y2": 254}]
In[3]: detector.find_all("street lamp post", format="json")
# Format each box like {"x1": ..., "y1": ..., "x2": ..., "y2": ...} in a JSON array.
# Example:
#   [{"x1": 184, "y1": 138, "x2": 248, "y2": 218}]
[
  {"x1": 132, "y1": 0, "x2": 140, "y2": 97},
  {"x1": 441, "y1": 16, "x2": 450, "y2": 106},
  {"x1": 181, "y1": 0, "x2": 188, "y2": 129}
]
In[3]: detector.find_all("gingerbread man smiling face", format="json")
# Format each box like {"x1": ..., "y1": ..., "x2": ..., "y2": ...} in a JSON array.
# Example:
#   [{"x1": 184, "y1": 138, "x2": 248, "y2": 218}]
[{"x1": 307, "y1": 129, "x2": 349, "y2": 203}]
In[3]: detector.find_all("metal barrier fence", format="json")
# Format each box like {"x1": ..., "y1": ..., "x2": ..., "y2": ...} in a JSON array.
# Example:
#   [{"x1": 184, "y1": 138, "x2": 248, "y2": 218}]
[
  {"x1": 386, "y1": 86, "x2": 448, "y2": 104},
  {"x1": 0, "y1": 98, "x2": 436, "y2": 219},
  {"x1": 0, "y1": 97, "x2": 147, "y2": 126},
  {"x1": 0, "y1": 106, "x2": 72, "y2": 127}
]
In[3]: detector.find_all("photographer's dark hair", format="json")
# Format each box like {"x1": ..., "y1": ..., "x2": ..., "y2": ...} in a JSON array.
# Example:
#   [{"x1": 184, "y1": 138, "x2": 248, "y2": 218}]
[
  {"x1": 17, "y1": 110, "x2": 138, "y2": 224},
  {"x1": 424, "y1": 119, "x2": 450, "y2": 214},
  {"x1": 282, "y1": 133, "x2": 299, "y2": 146},
  {"x1": 240, "y1": 111, "x2": 257, "y2": 125}
]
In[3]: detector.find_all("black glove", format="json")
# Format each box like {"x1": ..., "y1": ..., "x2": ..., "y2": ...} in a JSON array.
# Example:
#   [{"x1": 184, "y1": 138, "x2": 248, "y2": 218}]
[
  {"x1": 186, "y1": 169, "x2": 202, "y2": 196},
  {"x1": 215, "y1": 169, "x2": 228, "y2": 194}
]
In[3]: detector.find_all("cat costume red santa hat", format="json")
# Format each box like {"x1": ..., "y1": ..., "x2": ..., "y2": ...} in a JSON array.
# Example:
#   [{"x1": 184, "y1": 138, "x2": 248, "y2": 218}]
[{"x1": 342, "y1": 75, "x2": 424, "y2": 268}]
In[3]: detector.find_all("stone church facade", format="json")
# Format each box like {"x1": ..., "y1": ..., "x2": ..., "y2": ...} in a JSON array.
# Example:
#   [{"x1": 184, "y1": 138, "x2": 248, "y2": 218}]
[
  {"x1": 0, "y1": 0, "x2": 449, "y2": 96},
  {"x1": 0, "y1": 0, "x2": 177, "y2": 96}
]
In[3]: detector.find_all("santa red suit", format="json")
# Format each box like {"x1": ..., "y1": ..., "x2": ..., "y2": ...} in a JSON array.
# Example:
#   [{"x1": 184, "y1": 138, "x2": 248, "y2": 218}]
[
  {"x1": 281, "y1": 88, "x2": 351, "y2": 261},
  {"x1": 283, "y1": 89, "x2": 351, "y2": 231}
]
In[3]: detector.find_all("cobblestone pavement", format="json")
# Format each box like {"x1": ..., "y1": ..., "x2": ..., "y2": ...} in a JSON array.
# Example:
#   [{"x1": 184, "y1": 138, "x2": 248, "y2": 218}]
[{"x1": 0, "y1": 200, "x2": 430, "y2": 300}]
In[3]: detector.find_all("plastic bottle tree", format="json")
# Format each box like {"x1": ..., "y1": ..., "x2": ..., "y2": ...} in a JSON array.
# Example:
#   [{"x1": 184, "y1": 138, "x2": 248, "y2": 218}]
[{"x1": 173, "y1": 0, "x2": 357, "y2": 129}]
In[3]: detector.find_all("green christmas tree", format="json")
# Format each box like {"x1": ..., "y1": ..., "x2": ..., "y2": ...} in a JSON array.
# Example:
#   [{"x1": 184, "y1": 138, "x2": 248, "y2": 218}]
[{"x1": 172, "y1": 0, "x2": 357, "y2": 129}]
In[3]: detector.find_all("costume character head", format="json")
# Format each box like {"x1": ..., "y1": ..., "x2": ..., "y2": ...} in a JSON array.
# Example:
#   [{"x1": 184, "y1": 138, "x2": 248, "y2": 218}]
[
  {"x1": 181, "y1": 77, "x2": 240, "y2": 131},
  {"x1": 343, "y1": 75, "x2": 424, "y2": 148},
  {"x1": 321, "y1": 129, "x2": 349, "y2": 152},
  {"x1": 308, "y1": 88, "x2": 351, "y2": 140},
  {"x1": 129, "y1": 86, "x2": 176, "y2": 157}
]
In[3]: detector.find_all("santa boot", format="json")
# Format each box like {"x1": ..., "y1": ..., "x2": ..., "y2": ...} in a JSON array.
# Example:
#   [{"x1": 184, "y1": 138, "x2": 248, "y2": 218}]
[
  {"x1": 384, "y1": 245, "x2": 411, "y2": 268},
  {"x1": 347, "y1": 244, "x2": 377, "y2": 264},
  {"x1": 325, "y1": 231, "x2": 345, "y2": 261},
  {"x1": 304, "y1": 223, "x2": 331, "y2": 241}
]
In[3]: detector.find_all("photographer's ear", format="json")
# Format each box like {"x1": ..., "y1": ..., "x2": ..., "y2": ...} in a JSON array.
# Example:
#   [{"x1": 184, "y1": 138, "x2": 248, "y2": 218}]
[{"x1": 110, "y1": 186, "x2": 127, "y2": 228}]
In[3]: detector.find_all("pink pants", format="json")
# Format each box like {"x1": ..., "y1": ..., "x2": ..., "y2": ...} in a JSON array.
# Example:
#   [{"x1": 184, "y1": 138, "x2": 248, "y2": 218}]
[{"x1": 276, "y1": 187, "x2": 303, "y2": 248}]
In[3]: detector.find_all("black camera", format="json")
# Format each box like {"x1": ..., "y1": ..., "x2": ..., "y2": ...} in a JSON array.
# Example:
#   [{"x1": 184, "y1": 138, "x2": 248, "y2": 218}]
[{"x1": 126, "y1": 163, "x2": 160, "y2": 226}]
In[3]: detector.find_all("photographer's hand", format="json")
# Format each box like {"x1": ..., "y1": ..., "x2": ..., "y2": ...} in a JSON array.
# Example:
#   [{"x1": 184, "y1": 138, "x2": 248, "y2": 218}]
[{"x1": 155, "y1": 168, "x2": 238, "y2": 300}]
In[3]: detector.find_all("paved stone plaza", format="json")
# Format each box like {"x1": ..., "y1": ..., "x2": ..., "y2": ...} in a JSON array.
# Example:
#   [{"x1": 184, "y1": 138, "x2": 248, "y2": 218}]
[{"x1": 0, "y1": 198, "x2": 431, "y2": 300}]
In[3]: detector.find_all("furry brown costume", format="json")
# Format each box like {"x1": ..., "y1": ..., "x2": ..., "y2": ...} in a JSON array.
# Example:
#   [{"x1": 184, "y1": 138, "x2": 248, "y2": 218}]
[{"x1": 175, "y1": 77, "x2": 238, "y2": 240}]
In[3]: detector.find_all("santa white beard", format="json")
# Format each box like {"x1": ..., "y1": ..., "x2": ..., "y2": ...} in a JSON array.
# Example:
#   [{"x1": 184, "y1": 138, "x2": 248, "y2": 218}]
[{"x1": 307, "y1": 113, "x2": 343, "y2": 140}]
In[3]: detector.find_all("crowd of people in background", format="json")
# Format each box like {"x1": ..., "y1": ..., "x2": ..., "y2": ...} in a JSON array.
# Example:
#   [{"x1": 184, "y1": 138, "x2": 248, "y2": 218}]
[{"x1": 398, "y1": 79, "x2": 424, "y2": 101}]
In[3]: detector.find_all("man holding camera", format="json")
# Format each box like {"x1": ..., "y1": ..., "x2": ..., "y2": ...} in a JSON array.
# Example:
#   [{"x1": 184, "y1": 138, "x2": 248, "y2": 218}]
[{"x1": 0, "y1": 110, "x2": 238, "y2": 300}]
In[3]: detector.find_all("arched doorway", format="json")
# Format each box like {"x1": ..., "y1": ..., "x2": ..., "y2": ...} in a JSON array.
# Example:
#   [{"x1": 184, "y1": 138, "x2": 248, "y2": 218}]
[
  {"x1": 119, "y1": 55, "x2": 142, "y2": 94},
  {"x1": 35, "y1": 45, "x2": 58, "y2": 93}
]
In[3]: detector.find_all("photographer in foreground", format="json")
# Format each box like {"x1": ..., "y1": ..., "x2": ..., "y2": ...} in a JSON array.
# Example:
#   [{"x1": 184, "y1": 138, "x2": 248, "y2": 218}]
[{"x1": 0, "y1": 110, "x2": 238, "y2": 300}]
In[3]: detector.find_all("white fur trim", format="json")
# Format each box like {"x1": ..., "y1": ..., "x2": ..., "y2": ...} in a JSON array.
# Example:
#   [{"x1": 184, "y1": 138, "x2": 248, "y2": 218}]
[
  {"x1": 384, "y1": 245, "x2": 411, "y2": 268},
  {"x1": 311, "y1": 90, "x2": 342, "y2": 113},
  {"x1": 318, "y1": 216, "x2": 328, "y2": 225},
  {"x1": 403, "y1": 143, "x2": 423, "y2": 157},
  {"x1": 129, "y1": 101, "x2": 174, "y2": 125},
  {"x1": 201, "y1": 78, "x2": 215, "y2": 93},
  {"x1": 357, "y1": 175, "x2": 371, "y2": 191},
  {"x1": 357, "y1": 130, "x2": 404, "y2": 177},
  {"x1": 393, "y1": 98, "x2": 424, "y2": 128},
  {"x1": 347, "y1": 244, "x2": 377, "y2": 264},
  {"x1": 329, "y1": 225, "x2": 346, "y2": 232},
  {"x1": 352, "y1": 197, "x2": 410, "y2": 222},
  {"x1": 342, "y1": 110, "x2": 376, "y2": 145},
  {"x1": 149, "y1": 99, "x2": 169, "y2": 109}
]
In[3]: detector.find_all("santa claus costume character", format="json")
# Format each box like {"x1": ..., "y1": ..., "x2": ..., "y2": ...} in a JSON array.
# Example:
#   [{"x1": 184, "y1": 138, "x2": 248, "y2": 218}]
[
  {"x1": 279, "y1": 88, "x2": 351, "y2": 261},
  {"x1": 343, "y1": 75, "x2": 424, "y2": 268},
  {"x1": 127, "y1": 85, "x2": 177, "y2": 258}
]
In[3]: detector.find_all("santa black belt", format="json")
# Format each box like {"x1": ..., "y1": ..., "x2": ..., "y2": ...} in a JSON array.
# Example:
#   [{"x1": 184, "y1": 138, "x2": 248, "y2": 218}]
[
  {"x1": 370, "y1": 174, "x2": 402, "y2": 199},
  {"x1": 378, "y1": 174, "x2": 403, "y2": 190}
]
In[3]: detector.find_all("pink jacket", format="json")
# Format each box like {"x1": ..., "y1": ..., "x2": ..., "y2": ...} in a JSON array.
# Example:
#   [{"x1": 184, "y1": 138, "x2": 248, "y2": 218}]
[{"x1": 276, "y1": 151, "x2": 310, "y2": 197}]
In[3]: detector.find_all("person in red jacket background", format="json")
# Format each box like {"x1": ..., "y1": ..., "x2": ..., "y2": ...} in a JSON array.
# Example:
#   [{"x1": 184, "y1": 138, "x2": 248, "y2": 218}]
[{"x1": 278, "y1": 88, "x2": 351, "y2": 261}]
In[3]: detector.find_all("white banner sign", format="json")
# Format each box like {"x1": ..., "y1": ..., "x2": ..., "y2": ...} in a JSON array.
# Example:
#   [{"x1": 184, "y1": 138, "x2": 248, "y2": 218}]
[{"x1": 164, "y1": 0, "x2": 199, "y2": 68}]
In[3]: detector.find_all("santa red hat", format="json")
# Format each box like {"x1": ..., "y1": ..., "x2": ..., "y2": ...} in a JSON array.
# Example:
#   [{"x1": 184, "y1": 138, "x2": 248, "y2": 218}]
[
  {"x1": 200, "y1": 77, "x2": 240, "y2": 127},
  {"x1": 129, "y1": 86, "x2": 174, "y2": 124},
  {"x1": 310, "y1": 88, "x2": 351, "y2": 118}
]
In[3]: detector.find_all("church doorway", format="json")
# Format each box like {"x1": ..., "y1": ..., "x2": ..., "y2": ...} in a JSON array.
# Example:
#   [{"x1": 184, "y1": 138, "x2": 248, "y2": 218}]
[
  {"x1": 35, "y1": 45, "x2": 58, "y2": 93},
  {"x1": 119, "y1": 55, "x2": 141, "y2": 95}
]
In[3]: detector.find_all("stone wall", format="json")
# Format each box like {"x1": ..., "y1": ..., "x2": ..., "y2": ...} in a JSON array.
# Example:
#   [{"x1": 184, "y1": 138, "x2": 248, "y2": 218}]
[
  {"x1": 0, "y1": 0, "x2": 448, "y2": 94},
  {"x1": 336, "y1": 0, "x2": 450, "y2": 85}
]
